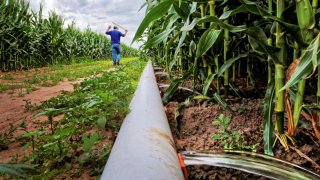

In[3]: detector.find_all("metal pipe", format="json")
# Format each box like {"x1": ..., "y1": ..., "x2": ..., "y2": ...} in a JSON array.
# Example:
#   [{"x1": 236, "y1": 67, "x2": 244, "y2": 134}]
[{"x1": 101, "y1": 61, "x2": 184, "y2": 180}]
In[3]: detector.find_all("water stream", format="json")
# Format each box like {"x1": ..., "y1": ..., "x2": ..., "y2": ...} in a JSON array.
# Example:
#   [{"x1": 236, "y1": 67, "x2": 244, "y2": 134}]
[{"x1": 181, "y1": 151, "x2": 320, "y2": 180}]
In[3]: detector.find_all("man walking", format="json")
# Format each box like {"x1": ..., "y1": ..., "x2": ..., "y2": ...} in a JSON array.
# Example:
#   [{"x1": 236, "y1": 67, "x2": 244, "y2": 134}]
[{"x1": 106, "y1": 25, "x2": 128, "y2": 65}]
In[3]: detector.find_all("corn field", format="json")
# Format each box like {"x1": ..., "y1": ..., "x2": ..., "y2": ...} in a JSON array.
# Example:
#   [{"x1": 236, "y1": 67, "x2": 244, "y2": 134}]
[
  {"x1": 0, "y1": 0, "x2": 139, "y2": 71},
  {"x1": 134, "y1": 0, "x2": 320, "y2": 156}
]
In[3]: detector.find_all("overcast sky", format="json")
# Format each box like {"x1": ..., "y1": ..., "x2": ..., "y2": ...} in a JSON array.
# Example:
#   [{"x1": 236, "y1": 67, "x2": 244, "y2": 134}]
[{"x1": 28, "y1": 0, "x2": 146, "y2": 48}]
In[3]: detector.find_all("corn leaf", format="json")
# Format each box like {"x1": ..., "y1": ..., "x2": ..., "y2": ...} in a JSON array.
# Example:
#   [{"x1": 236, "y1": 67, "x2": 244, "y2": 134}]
[
  {"x1": 212, "y1": 93, "x2": 233, "y2": 112},
  {"x1": 202, "y1": 74, "x2": 216, "y2": 96},
  {"x1": 174, "y1": 3, "x2": 196, "y2": 58},
  {"x1": 175, "y1": 98, "x2": 190, "y2": 126},
  {"x1": 281, "y1": 34, "x2": 320, "y2": 90},
  {"x1": 138, "y1": 2, "x2": 147, "y2": 12},
  {"x1": 245, "y1": 27, "x2": 280, "y2": 64},
  {"x1": 144, "y1": 28, "x2": 174, "y2": 49},
  {"x1": 218, "y1": 54, "x2": 248, "y2": 77},
  {"x1": 162, "y1": 67, "x2": 193, "y2": 104},
  {"x1": 132, "y1": 0, "x2": 173, "y2": 43},
  {"x1": 181, "y1": 18, "x2": 198, "y2": 31},
  {"x1": 229, "y1": 83, "x2": 242, "y2": 98},
  {"x1": 199, "y1": 16, "x2": 280, "y2": 64},
  {"x1": 196, "y1": 27, "x2": 221, "y2": 58},
  {"x1": 173, "y1": 1, "x2": 190, "y2": 19},
  {"x1": 198, "y1": 16, "x2": 245, "y2": 33},
  {"x1": 263, "y1": 80, "x2": 275, "y2": 156},
  {"x1": 174, "y1": 31, "x2": 187, "y2": 59},
  {"x1": 0, "y1": 163, "x2": 34, "y2": 178},
  {"x1": 220, "y1": 0, "x2": 306, "y2": 47},
  {"x1": 167, "y1": 33, "x2": 181, "y2": 72}
]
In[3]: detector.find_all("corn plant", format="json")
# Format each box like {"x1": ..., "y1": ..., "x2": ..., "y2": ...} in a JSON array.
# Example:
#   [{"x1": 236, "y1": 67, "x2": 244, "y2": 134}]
[
  {"x1": 0, "y1": 0, "x2": 138, "y2": 71},
  {"x1": 134, "y1": 0, "x2": 320, "y2": 155}
]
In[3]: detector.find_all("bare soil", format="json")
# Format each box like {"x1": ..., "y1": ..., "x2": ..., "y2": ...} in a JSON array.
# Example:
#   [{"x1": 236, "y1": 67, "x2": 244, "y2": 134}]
[
  {"x1": 156, "y1": 70, "x2": 320, "y2": 179},
  {"x1": 0, "y1": 79, "x2": 83, "y2": 163}
]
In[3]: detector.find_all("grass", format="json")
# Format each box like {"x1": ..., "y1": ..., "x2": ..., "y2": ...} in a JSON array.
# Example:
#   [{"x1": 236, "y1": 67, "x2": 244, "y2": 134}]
[
  {"x1": 0, "y1": 84, "x2": 5, "y2": 92},
  {"x1": 2, "y1": 74, "x2": 14, "y2": 80},
  {"x1": 0, "y1": 58, "x2": 137, "y2": 93}
]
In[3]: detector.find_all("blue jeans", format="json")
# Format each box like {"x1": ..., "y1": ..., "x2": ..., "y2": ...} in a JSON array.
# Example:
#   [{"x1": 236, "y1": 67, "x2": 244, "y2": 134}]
[{"x1": 112, "y1": 44, "x2": 121, "y2": 65}]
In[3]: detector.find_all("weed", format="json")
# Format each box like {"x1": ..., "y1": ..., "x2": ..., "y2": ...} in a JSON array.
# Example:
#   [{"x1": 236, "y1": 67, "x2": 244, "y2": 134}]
[
  {"x1": 50, "y1": 64, "x2": 64, "y2": 71},
  {"x1": 237, "y1": 103, "x2": 249, "y2": 113},
  {"x1": 24, "y1": 84, "x2": 35, "y2": 94},
  {"x1": 212, "y1": 114, "x2": 259, "y2": 152},
  {"x1": 6, "y1": 83, "x2": 23, "y2": 90},
  {"x1": 23, "y1": 99, "x2": 39, "y2": 111},
  {"x1": 0, "y1": 124, "x2": 16, "y2": 151},
  {"x1": 9, "y1": 154, "x2": 19, "y2": 163},
  {"x1": 3, "y1": 74, "x2": 14, "y2": 80},
  {"x1": 13, "y1": 59, "x2": 146, "y2": 178},
  {"x1": 0, "y1": 83, "x2": 5, "y2": 92},
  {"x1": 26, "y1": 75, "x2": 40, "y2": 84}
]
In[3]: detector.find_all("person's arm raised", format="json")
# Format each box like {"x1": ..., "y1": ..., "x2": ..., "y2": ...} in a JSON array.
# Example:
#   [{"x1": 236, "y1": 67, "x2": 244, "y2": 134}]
[
  {"x1": 124, "y1": 30, "x2": 128, "y2": 37},
  {"x1": 106, "y1": 25, "x2": 112, "y2": 35}
]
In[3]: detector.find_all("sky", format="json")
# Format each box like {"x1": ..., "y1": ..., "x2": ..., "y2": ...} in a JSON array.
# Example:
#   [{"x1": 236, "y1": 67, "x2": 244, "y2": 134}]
[{"x1": 27, "y1": 0, "x2": 146, "y2": 48}]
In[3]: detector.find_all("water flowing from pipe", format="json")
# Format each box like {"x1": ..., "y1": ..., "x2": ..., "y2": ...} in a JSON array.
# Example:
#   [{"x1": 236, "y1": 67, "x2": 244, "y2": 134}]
[{"x1": 181, "y1": 150, "x2": 320, "y2": 180}]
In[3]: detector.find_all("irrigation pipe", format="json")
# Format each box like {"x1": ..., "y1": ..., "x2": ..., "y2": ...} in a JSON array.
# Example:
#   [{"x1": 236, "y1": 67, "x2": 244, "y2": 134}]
[{"x1": 101, "y1": 61, "x2": 184, "y2": 180}]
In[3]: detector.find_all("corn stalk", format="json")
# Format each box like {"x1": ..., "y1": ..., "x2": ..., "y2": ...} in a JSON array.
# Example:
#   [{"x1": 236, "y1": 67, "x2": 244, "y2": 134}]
[
  {"x1": 223, "y1": 6, "x2": 229, "y2": 97},
  {"x1": 275, "y1": 0, "x2": 286, "y2": 134},
  {"x1": 290, "y1": 0, "x2": 315, "y2": 136}
]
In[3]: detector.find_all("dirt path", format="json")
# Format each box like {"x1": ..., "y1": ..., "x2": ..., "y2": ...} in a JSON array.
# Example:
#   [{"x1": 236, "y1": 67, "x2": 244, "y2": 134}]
[
  {"x1": 0, "y1": 78, "x2": 85, "y2": 162},
  {"x1": 0, "y1": 67, "x2": 117, "y2": 134},
  {"x1": 0, "y1": 79, "x2": 83, "y2": 134}
]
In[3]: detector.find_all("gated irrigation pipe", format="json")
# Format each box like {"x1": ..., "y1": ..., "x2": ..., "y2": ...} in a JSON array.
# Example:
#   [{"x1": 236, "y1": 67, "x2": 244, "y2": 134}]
[{"x1": 101, "y1": 61, "x2": 184, "y2": 180}]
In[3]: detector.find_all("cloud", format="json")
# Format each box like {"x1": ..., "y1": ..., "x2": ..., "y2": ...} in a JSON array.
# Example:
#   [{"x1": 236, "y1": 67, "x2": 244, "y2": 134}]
[{"x1": 27, "y1": 0, "x2": 146, "y2": 48}]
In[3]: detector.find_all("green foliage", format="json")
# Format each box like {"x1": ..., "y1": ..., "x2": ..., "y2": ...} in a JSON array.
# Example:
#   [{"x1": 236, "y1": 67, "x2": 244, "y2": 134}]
[
  {"x1": 97, "y1": 116, "x2": 107, "y2": 128},
  {"x1": 0, "y1": 83, "x2": 4, "y2": 92},
  {"x1": 212, "y1": 114, "x2": 259, "y2": 152},
  {"x1": 236, "y1": 104, "x2": 249, "y2": 113},
  {"x1": 136, "y1": 0, "x2": 320, "y2": 156},
  {"x1": 263, "y1": 81, "x2": 275, "y2": 156},
  {"x1": 79, "y1": 147, "x2": 110, "y2": 177},
  {"x1": 82, "y1": 133, "x2": 100, "y2": 152},
  {"x1": 2, "y1": 74, "x2": 14, "y2": 80},
  {"x1": 0, "y1": 163, "x2": 34, "y2": 178},
  {"x1": 0, "y1": 124, "x2": 16, "y2": 151},
  {"x1": 133, "y1": 0, "x2": 173, "y2": 43},
  {"x1": 282, "y1": 34, "x2": 320, "y2": 90},
  {"x1": 196, "y1": 28, "x2": 221, "y2": 58},
  {"x1": 15, "y1": 59, "x2": 146, "y2": 178},
  {"x1": 0, "y1": 0, "x2": 139, "y2": 71}
]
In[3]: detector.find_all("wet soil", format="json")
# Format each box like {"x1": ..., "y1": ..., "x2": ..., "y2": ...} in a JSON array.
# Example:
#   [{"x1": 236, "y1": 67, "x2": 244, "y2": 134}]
[{"x1": 155, "y1": 69, "x2": 320, "y2": 179}]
